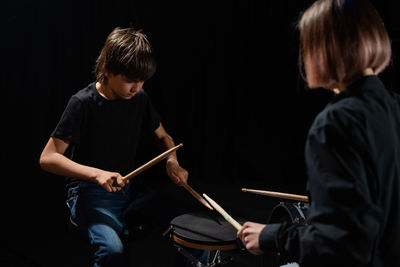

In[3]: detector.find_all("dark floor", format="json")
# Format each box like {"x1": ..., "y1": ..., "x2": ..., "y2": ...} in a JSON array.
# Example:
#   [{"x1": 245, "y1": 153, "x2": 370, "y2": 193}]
[{"x1": 1, "y1": 180, "x2": 281, "y2": 267}]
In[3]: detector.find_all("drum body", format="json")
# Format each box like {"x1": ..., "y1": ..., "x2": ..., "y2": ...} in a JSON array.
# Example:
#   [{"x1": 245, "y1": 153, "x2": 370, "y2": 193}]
[
  {"x1": 169, "y1": 211, "x2": 247, "y2": 251},
  {"x1": 264, "y1": 202, "x2": 309, "y2": 267},
  {"x1": 268, "y1": 202, "x2": 309, "y2": 225}
]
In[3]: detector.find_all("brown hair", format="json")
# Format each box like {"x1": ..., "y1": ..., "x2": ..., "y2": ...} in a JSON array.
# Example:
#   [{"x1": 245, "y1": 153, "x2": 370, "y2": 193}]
[
  {"x1": 298, "y1": 0, "x2": 391, "y2": 89},
  {"x1": 94, "y1": 27, "x2": 156, "y2": 83}
]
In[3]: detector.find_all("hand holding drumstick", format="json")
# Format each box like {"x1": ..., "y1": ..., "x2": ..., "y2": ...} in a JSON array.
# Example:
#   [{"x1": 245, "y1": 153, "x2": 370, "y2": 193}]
[
  {"x1": 201, "y1": 193, "x2": 267, "y2": 255},
  {"x1": 165, "y1": 156, "x2": 213, "y2": 210},
  {"x1": 238, "y1": 187, "x2": 308, "y2": 255},
  {"x1": 165, "y1": 156, "x2": 188, "y2": 185},
  {"x1": 237, "y1": 222, "x2": 266, "y2": 255},
  {"x1": 122, "y1": 143, "x2": 183, "y2": 182},
  {"x1": 121, "y1": 144, "x2": 212, "y2": 210}
]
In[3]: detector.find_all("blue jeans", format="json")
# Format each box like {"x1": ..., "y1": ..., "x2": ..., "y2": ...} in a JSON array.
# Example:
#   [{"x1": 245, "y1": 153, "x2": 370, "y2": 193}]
[
  {"x1": 67, "y1": 181, "x2": 209, "y2": 267},
  {"x1": 67, "y1": 182, "x2": 132, "y2": 267}
]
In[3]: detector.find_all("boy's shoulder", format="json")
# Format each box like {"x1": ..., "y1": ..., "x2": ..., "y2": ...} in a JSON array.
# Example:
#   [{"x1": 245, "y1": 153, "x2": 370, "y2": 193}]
[{"x1": 72, "y1": 82, "x2": 97, "y2": 101}]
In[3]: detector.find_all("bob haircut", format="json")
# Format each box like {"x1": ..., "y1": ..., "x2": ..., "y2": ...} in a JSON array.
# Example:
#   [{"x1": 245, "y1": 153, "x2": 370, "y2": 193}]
[
  {"x1": 94, "y1": 27, "x2": 156, "y2": 83},
  {"x1": 298, "y1": 0, "x2": 391, "y2": 89}
]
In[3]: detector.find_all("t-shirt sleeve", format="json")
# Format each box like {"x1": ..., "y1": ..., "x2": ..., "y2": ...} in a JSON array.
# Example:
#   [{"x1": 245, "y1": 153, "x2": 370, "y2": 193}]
[{"x1": 51, "y1": 96, "x2": 84, "y2": 145}]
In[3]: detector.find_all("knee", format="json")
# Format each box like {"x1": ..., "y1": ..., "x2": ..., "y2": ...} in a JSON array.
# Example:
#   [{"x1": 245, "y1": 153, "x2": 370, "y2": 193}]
[
  {"x1": 88, "y1": 225, "x2": 126, "y2": 263},
  {"x1": 94, "y1": 232, "x2": 125, "y2": 255},
  {"x1": 103, "y1": 241, "x2": 124, "y2": 258},
  {"x1": 94, "y1": 238, "x2": 125, "y2": 265}
]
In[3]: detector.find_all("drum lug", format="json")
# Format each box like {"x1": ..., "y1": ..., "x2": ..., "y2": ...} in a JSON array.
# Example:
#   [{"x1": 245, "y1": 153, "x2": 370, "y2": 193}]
[{"x1": 162, "y1": 225, "x2": 174, "y2": 237}]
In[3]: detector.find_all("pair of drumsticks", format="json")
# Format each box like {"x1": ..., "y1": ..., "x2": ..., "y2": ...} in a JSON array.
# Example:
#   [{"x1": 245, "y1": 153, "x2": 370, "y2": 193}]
[
  {"x1": 122, "y1": 143, "x2": 308, "y2": 231},
  {"x1": 122, "y1": 143, "x2": 213, "y2": 210}
]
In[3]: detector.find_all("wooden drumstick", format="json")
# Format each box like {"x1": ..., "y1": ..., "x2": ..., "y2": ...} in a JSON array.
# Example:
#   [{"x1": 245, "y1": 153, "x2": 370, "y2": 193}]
[
  {"x1": 241, "y1": 188, "x2": 309, "y2": 202},
  {"x1": 202, "y1": 193, "x2": 242, "y2": 231},
  {"x1": 180, "y1": 182, "x2": 214, "y2": 210},
  {"x1": 122, "y1": 143, "x2": 183, "y2": 181}
]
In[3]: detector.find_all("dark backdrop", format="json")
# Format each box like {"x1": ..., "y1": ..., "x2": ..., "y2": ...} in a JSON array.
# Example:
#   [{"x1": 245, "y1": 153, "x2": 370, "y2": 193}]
[{"x1": 2, "y1": 0, "x2": 399, "y2": 266}]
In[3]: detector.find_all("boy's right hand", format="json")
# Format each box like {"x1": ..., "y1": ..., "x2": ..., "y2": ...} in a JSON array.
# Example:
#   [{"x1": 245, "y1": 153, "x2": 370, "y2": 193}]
[{"x1": 94, "y1": 170, "x2": 127, "y2": 192}]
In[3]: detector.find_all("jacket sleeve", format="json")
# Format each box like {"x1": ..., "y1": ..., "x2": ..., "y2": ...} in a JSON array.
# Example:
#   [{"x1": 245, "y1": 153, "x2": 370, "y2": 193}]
[{"x1": 260, "y1": 109, "x2": 382, "y2": 266}]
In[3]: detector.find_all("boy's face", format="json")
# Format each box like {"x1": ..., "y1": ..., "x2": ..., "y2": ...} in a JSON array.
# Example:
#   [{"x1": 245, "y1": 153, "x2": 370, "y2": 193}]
[{"x1": 104, "y1": 73, "x2": 144, "y2": 100}]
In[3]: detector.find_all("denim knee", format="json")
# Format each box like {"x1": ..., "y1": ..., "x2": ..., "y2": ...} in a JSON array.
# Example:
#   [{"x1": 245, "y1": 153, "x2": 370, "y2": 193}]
[
  {"x1": 93, "y1": 238, "x2": 126, "y2": 267},
  {"x1": 88, "y1": 224, "x2": 127, "y2": 266},
  {"x1": 99, "y1": 239, "x2": 124, "y2": 258}
]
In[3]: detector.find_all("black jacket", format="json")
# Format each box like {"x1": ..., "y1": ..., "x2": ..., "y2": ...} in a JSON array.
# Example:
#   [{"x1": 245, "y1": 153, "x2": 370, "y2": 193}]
[{"x1": 260, "y1": 75, "x2": 400, "y2": 267}]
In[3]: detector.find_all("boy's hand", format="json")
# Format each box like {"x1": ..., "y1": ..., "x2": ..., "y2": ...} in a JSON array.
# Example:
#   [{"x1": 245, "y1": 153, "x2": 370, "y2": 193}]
[
  {"x1": 94, "y1": 170, "x2": 127, "y2": 192},
  {"x1": 166, "y1": 158, "x2": 188, "y2": 185}
]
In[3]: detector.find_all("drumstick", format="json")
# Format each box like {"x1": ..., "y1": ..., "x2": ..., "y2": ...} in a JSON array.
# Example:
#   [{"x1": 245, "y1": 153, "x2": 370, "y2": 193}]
[
  {"x1": 180, "y1": 182, "x2": 214, "y2": 210},
  {"x1": 122, "y1": 143, "x2": 183, "y2": 181},
  {"x1": 241, "y1": 188, "x2": 309, "y2": 202},
  {"x1": 202, "y1": 193, "x2": 242, "y2": 231}
]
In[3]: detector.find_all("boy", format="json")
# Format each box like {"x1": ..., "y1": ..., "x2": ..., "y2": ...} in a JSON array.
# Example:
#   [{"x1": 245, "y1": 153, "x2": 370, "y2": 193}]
[{"x1": 40, "y1": 27, "x2": 188, "y2": 266}]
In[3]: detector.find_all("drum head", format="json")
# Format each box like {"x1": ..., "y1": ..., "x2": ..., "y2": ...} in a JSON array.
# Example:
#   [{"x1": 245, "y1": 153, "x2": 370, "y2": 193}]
[{"x1": 170, "y1": 210, "x2": 246, "y2": 250}]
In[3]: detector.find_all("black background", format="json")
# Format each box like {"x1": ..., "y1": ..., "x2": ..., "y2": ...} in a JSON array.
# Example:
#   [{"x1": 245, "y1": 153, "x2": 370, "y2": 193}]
[{"x1": 2, "y1": 0, "x2": 399, "y2": 266}]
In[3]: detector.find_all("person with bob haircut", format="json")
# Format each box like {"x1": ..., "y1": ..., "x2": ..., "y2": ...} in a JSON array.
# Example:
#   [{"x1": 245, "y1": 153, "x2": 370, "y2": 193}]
[
  {"x1": 39, "y1": 27, "x2": 205, "y2": 266},
  {"x1": 237, "y1": 0, "x2": 400, "y2": 266}
]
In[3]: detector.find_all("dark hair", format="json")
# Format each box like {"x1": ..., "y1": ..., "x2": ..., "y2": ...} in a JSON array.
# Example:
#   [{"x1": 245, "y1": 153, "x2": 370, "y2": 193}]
[
  {"x1": 298, "y1": 0, "x2": 391, "y2": 88},
  {"x1": 94, "y1": 27, "x2": 156, "y2": 83}
]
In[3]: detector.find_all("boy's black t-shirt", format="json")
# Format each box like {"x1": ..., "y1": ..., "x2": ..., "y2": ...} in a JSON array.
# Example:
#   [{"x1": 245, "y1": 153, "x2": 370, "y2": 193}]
[{"x1": 51, "y1": 82, "x2": 160, "y2": 183}]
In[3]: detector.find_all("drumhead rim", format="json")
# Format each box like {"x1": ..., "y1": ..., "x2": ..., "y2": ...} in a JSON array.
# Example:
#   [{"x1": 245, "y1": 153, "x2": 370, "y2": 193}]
[
  {"x1": 268, "y1": 202, "x2": 308, "y2": 224},
  {"x1": 170, "y1": 223, "x2": 239, "y2": 245},
  {"x1": 169, "y1": 211, "x2": 245, "y2": 250},
  {"x1": 170, "y1": 233, "x2": 238, "y2": 251}
]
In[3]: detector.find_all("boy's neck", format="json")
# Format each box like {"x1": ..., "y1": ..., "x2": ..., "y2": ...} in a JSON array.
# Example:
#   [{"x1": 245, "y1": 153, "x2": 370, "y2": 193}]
[{"x1": 96, "y1": 82, "x2": 115, "y2": 100}]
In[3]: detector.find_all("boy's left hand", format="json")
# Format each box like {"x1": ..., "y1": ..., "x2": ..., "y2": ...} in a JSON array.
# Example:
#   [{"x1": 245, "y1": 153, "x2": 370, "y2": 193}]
[{"x1": 166, "y1": 158, "x2": 188, "y2": 185}]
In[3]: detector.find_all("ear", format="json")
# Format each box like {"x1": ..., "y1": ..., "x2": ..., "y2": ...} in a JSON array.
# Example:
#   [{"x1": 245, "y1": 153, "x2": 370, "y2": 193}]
[{"x1": 105, "y1": 72, "x2": 116, "y2": 79}]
